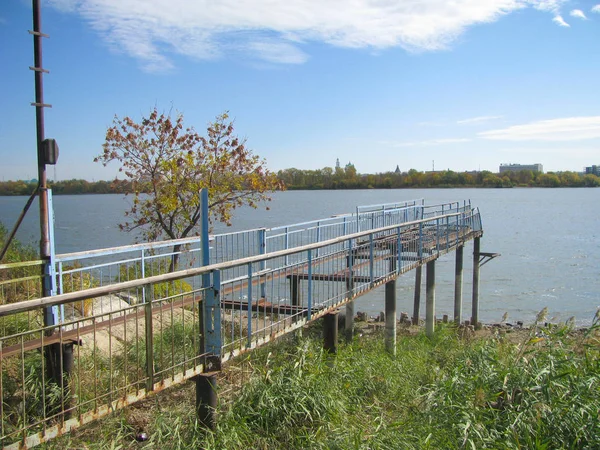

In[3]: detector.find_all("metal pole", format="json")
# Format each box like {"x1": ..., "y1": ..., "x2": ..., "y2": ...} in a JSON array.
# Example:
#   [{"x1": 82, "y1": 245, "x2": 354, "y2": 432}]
[
  {"x1": 472, "y1": 237, "x2": 481, "y2": 329},
  {"x1": 32, "y1": 0, "x2": 63, "y2": 407},
  {"x1": 345, "y1": 239, "x2": 354, "y2": 342},
  {"x1": 196, "y1": 372, "x2": 218, "y2": 430},
  {"x1": 454, "y1": 245, "x2": 463, "y2": 325},
  {"x1": 33, "y1": 0, "x2": 50, "y2": 270},
  {"x1": 258, "y1": 228, "x2": 266, "y2": 299},
  {"x1": 425, "y1": 260, "x2": 436, "y2": 337},
  {"x1": 385, "y1": 279, "x2": 396, "y2": 355}
]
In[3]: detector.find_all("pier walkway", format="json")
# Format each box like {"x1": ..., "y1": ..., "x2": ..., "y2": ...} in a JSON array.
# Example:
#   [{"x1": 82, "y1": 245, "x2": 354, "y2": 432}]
[{"x1": 0, "y1": 191, "x2": 484, "y2": 448}]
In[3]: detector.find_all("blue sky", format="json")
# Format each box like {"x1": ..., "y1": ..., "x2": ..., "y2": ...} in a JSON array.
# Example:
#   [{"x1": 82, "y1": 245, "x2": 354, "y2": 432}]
[{"x1": 1, "y1": 0, "x2": 599, "y2": 181}]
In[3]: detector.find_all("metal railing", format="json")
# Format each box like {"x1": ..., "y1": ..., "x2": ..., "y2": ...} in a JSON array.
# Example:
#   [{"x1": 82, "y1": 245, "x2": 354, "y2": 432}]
[{"x1": 0, "y1": 195, "x2": 482, "y2": 449}]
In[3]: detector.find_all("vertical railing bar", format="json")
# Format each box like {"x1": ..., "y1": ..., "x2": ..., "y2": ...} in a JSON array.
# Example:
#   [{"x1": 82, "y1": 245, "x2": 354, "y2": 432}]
[
  {"x1": 247, "y1": 264, "x2": 253, "y2": 348},
  {"x1": 285, "y1": 227, "x2": 289, "y2": 266},
  {"x1": 397, "y1": 226, "x2": 402, "y2": 274},
  {"x1": 316, "y1": 221, "x2": 321, "y2": 258},
  {"x1": 418, "y1": 222, "x2": 423, "y2": 261},
  {"x1": 369, "y1": 233, "x2": 374, "y2": 285},
  {"x1": 307, "y1": 250, "x2": 312, "y2": 321},
  {"x1": 436, "y1": 218, "x2": 440, "y2": 254},
  {"x1": 258, "y1": 229, "x2": 266, "y2": 301}
]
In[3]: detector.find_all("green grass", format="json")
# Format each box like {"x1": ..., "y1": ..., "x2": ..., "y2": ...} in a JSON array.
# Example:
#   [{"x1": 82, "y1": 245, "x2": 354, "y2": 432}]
[{"x1": 40, "y1": 313, "x2": 600, "y2": 450}]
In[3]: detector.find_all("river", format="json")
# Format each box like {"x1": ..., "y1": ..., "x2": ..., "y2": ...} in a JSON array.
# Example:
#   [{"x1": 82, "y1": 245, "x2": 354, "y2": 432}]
[{"x1": 1, "y1": 189, "x2": 598, "y2": 326}]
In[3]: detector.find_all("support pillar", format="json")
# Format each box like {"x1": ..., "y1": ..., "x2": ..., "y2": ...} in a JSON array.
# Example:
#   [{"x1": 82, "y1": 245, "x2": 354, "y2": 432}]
[
  {"x1": 196, "y1": 373, "x2": 218, "y2": 430},
  {"x1": 385, "y1": 279, "x2": 396, "y2": 355},
  {"x1": 290, "y1": 275, "x2": 299, "y2": 306},
  {"x1": 454, "y1": 245, "x2": 464, "y2": 325},
  {"x1": 472, "y1": 237, "x2": 481, "y2": 329},
  {"x1": 412, "y1": 265, "x2": 422, "y2": 325},
  {"x1": 345, "y1": 301, "x2": 354, "y2": 342},
  {"x1": 323, "y1": 311, "x2": 339, "y2": 354},
  {"x1": 425, "y1": 260, "x2": 436, "y2": 337}
]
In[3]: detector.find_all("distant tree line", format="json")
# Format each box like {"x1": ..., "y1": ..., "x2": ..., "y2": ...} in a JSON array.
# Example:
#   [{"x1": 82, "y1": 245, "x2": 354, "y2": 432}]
[
  {"x1": 277, "y1": 167, "x2": 600, "y2": 189},
  {"x1": 1, "y1": 167, "x2": 599, "y2": 196},
  {"x1": 0, "y1": 179, "x2": 135, "y2": 196}
]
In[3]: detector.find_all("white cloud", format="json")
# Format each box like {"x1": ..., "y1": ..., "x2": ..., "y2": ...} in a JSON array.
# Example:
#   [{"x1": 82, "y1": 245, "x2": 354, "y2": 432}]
[
  {"x1": 390, "y1": 138, "x2": 472, "y2": 147},
  {"x1": 569, "y1": 9, "x2": 586, "y2": 19},
  {"x1": 592, "y1": 5, "x2": 600, "y2": 14},
  {"x1": 530, "y1": 0, "x2": 568, "y2": 14},
  {"x1": 457, "y1": 115, "x2": 503, "y2": 125},
  {"x1": 552, "y1": 15, "x2": 570, "y2": 26},
  {"x1": 49, "y1": 0, "x2": 556, "y2": 72},
  {"x1": 245, "y1": 40, "x2": 309, "y2": 65},
  {"x1": 479, "y1": 116, "x2": 600, "y2": 141}
]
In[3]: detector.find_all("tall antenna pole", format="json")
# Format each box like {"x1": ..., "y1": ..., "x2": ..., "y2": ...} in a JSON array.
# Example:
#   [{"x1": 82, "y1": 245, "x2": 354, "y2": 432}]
[
  {"x1": 31, "y1": 0, "x2": 51, "y2": 288},
  {"x1": 31, "y1": 0, "x2": 69, "y2": 403}
]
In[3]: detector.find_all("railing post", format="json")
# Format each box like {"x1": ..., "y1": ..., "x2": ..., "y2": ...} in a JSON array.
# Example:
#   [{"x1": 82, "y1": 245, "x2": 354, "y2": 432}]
[
  {"x1": 44, "y1": 190, "x2": 73, "y2": 416},
  {"x1": 418, "y1": 222, "x2": 423, "y2": 260},
  {"x1": 205, "y1": 270, "x2": 222, "y2": 361},
  {"x1": 345, "y1": 238, "x2": 354, "y2": 342},
  {"x1": 144, "y1": 284, "x2": 154, "y2": 392},
  {"x1": 307, "y1": 250, "x2": 313, "y2": 321},
  {"x1": 454, "y1": 245, "x2": 464, "y2": 325},
  {"x1": 199, "y1": 188, "x2": 221, "y2": 368},
  {"x1": 247, "y1": 264, "x2": 253, "y2": 347},
  {"x1": 396, "y1": 226, "x2": 402, "y2": 274},
  {"x1": 369, "y1": 233, "x2": 374, "y2": 285},
  {"x1": 141, "y1": 247, "x2": 146, "y2": 306},
  {"x1": 196, "y1": 269, "x2": 221, "y2": 431},
  {"x1": 446, "y1": 216, "x2": 450, "y2": 250},
  {"x1": 436, "y1": 218, "x2": 440, "y2": 254}
]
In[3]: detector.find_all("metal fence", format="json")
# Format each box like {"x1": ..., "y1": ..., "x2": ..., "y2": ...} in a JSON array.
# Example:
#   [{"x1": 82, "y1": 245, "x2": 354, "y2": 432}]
[{"x1": 0, "y1": 194, "x2": 482, "y2": 449}]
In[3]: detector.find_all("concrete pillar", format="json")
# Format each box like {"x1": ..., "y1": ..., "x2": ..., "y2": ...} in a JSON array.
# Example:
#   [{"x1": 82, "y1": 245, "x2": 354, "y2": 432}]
[
  {"x1": 323, "y1": 311, "x2": 339, "y2": 354},
  {"x1": 196, "y1": 372, "x2": 218, "y2": 430},
  {"x1": 472, "y1": 237, "x2": 480, "y2": 329},
  {"x1": 385, "y1": 279, "x2": 397, "y2": 355},
  {"x1": 412, "y1": 265, "x2": 422, "y2": 325},
  {"x1": 426, "y1": 260, "x2": 436, "y2": 337},
  {"x1": 345, "y1": 301, "x2": 354, "y2": 342},
  {"x1": 454, "y1": 245, "x2": 464, "y2": 325}
]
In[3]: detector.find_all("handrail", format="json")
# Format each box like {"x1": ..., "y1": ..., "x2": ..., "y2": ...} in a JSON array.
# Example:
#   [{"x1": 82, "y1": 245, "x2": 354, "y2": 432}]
[
  {"x1": 0, "y1": 210, "x2": 474, "y2": 318},
  {"x1": 56, "y1": 234, "x2": 205, "y2": 262}
]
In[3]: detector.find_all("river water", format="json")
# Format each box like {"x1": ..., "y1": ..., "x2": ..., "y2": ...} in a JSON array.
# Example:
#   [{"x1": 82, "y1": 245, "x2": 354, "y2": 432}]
[{"x1": 1, "y1": 189, "x2": 598, "y2": 326}]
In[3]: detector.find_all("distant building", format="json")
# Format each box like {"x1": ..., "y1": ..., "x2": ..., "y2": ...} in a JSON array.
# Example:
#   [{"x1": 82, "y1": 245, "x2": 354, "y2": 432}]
[
  {"x1": 394, "y1": 165, "x2": 400, "y2": 174},
  {"x1": 499, "y1": 163, "x2": 543, "y2": 174},
  {"x1": 585, "y1": 165, "x2": 599, "y2": 176},
  {"x1": 335, "y1": 158, "x2": 340, "y2": 169}
]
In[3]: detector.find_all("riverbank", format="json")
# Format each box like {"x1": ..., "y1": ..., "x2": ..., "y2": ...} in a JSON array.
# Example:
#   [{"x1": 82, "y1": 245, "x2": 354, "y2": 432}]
[{"x1": 42, "y1": 313, "x2": 600, "y2": 449}]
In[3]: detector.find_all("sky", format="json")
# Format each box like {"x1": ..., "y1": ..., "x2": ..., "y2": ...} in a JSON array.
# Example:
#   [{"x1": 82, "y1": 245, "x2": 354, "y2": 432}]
[{"x1": 0, "y1": 0, "x2": 599, "y2": 181}]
